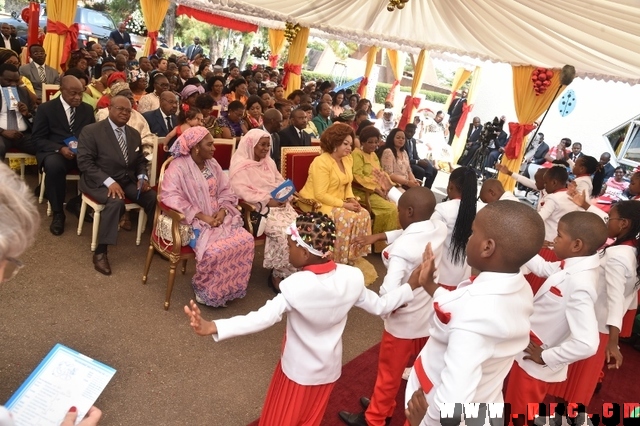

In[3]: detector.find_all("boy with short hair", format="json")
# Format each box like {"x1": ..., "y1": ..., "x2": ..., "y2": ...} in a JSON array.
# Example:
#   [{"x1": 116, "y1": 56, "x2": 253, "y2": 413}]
[
  {"x1": 338, "y1": 187, "x2": 447, "y2": 426},
  {"x1": 504, "y1": 211, "x2": 608, "y2": 423},
  {"x1": 404, "y1": 200, "x2": 545, "y2": 426}
]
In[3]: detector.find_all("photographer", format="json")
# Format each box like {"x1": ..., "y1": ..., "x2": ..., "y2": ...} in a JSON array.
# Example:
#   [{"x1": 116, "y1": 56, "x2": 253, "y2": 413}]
[
  {"x1": 485, "y1": 115, "x2": 509, "y2": 169},
  {"x1": 456, "y1": 117, "x2": 483, "y2": 166}
]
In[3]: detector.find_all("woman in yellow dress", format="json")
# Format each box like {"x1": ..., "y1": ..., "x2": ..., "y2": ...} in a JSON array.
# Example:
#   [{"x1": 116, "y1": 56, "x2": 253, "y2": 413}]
[
  {"x1": 299, "y1": 123, "x2": 371, "y2": 265},
  {"x1": 351, "y1": 125, "x2": 400, "y2": 239}
]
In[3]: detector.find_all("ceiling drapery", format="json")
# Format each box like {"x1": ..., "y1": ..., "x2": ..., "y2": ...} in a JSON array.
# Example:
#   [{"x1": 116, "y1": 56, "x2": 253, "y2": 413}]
[{"x1": 177, "y1": 0, "x2": 640, "y2": 84}]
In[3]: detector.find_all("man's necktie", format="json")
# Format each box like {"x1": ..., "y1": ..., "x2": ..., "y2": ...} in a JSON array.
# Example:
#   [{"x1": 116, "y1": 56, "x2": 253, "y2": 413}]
[
  {"x1": 116, "y1": 127, "x2": 128, "y2": 164},
  {"x1": 69, "y1": 107, "x2": 76, "y2": 133},
  {"x1": 166, "y1": 116, "x2": 173, "y2": 131},
  {"x1": 38, "y1": 65, "x2": 46, "y2": 83},
  {"x1": 6, "y1": 110, "x2": 18, "y2": 130}
]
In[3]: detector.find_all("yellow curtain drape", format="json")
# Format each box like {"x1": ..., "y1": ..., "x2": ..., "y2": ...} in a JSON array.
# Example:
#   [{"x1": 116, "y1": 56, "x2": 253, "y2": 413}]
[
  {"x1": 498, "y1": 65, "x2": 567, "y2": 191},
  {"x1": 397, "y1": 49, "x2": 428, "y2": 129},
  {"x1": 141, "y1": 0, "x2": 170, "y2": 56},
  {"x1": 385, "y1": 49, "x2": 404, "y2": 103},
  {"x1": 358, "y1": 46, "x2": 379, "y2": 99},
  {"x1": 444, "y1": 67, "x2": 472, "y2": 110},
  {"x1": 268, "y1": 29, "x2": 286, "y2": 67},
  {"x1": 43, "y1": 0, "x2": 75, "y2": 72},
  {"x1": 452, "y1": 66, "x2": 482, "y2": 163},
  {"x1": 283, "y1": 26, "x2": 310, "y2": 97}
]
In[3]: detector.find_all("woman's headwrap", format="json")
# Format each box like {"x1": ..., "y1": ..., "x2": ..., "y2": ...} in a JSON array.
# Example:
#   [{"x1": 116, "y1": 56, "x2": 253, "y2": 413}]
[
  {"x1": 107, "y1": 72, "x2": 127, "y2": 87},
  {"x1": 110, "y1": 82, "x2": 131, "y2": 97},
  {"x1": 180, "y1": 84, "x2": 204, "y2": 101},
  {"x1": 170, "y1": 125, "x2": 210, "y2": 157}
]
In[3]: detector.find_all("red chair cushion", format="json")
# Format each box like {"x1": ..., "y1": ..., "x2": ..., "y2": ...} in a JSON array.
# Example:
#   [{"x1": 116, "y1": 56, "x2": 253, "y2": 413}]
[
  {"x1": 213, "y1": 143, "x2": 233, "y2": 170},
  {"x1": 286, "y1": 152, "x2": 319, "y2": 191}
]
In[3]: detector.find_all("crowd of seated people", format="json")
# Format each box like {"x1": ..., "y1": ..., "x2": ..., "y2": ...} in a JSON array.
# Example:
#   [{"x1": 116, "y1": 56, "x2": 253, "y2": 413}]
[{"x1": 4, "y1": 34, "x2": 631, "y2": 282}]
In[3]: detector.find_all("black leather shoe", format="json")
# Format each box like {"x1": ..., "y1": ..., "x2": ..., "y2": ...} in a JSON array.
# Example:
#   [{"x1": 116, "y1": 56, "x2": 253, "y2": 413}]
[
  {"x1": 93, "y1": 253, "x2": 112, "y2": 276},
  {"x1": 50, "y1": 213, "x2": 65, "y2": 236},
  {"x1": 360, "y1": 397, "x2": 371, "y2": 410},
  {"x1": 338, "y1": 411, "x2": 367, "y2": 426},
  {"x1": 66, "y1": 200, "x2": 93, "y2": 223}
]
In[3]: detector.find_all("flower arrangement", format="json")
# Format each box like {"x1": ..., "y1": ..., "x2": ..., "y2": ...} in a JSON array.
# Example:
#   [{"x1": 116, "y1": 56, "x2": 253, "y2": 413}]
[
  {"x1": 250, "y1": 46, "x2": 270, "y2": 60},
  {"x1": 125, "y1": 9, "x2": 147, "y2": 36}
]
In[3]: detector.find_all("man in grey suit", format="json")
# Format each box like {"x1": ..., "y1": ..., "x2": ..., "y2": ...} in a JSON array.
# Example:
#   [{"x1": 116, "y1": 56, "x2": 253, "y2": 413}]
[
  {"x1": 19, "y1": 44, "x2": 60, "y2": 103},
  {"x1": 77, "y1": 96, "x2": 156, "y2": 275}
]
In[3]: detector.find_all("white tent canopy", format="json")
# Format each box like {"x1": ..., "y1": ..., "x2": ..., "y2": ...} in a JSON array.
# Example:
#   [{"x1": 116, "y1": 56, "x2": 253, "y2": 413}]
[{"x1": 179, "y1": 0, "x2": 640, "y2": 84}]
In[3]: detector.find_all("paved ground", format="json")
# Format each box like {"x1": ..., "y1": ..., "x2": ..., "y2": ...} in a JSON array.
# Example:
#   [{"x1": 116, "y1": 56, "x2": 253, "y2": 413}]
[{"x1": 1, "y1": 169, "x2": 452, "y2": 426}]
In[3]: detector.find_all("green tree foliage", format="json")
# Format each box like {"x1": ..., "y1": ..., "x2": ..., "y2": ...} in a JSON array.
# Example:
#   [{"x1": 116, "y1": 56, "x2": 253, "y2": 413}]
[{"x1": 105, "y1": 0, "x2": 139, "y2": 26}]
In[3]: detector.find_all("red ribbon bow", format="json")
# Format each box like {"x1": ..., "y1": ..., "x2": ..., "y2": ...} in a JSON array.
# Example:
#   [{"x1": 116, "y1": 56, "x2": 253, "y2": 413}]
[
  {"x1": 356, "y1": 77, "x2": 369, "y2": 97},
  {"x1": 385, "y1": 80, "x2": 400, "y2": 103},
  {"x1": 398, "y1": 95, "x2": 422, "y2": 130},
  {"x1": 281, "y1": 63, "x2": 302, "y2": 90},
  {"x1": 46, "y1": 20, "x2": 79, "y2": 68},
  {"x1": 433, "y1": 302, "x2": 451, "y2": 324},
  {"x1": 147, "y1": 31, "x2": 159, "y2": 56},
  {"x1": 503, "y1": 122, "x2": 537, "y2": 160},
  {"x1": 455, "y1": 102, "x2": 474, "y2": 137},
  {"x1": 268, "y1": 54, "x2": 279, "y2": 68}
]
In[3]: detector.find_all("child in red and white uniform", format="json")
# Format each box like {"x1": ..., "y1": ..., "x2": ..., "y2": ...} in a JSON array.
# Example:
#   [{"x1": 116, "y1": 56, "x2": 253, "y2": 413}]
[
  {"x1": 548, "y1": 200, "x2": 640, "y2": 406},
  {"x1": 338, "y1": 187, "x2": 447, "y2": 426},
  {"x1": 184, "y1": 212, "x2": 426, "y2": 426},
  {"x1": 429, "y1": 166, "x2": 483, "y2": 290},
  {"x1": 526, "y1": 166, "x2": 580, "y2": 293},
  {"x1": 403, "y1": 200, "x2": 545, "y2": 426},
  {"x1": 504, "y1": 211, "x2": 608, "y2": 422}
]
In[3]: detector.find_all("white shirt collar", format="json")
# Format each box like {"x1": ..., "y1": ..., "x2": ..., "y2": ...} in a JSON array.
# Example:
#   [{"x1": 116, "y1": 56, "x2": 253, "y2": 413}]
[
  {"x1": 59, "y1": 95, "x2": 73, "y2": 113},
  {"x1": 108, "y1": 117, "x2": 125, "y2": 133}
]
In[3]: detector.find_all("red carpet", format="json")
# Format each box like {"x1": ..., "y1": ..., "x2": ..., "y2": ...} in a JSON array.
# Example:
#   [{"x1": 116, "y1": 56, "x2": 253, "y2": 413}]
[{"x1": 248, "y1": 341, "x2": 640, "y2": 425}]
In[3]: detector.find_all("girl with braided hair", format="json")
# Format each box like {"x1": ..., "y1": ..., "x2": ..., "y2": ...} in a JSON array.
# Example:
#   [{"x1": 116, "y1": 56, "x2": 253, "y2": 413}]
[
  {"x1": 572, "y1": 155, "x2": 604, "y2": 198},
  {"x1": 184, "y1": 212, "x2": 424, "y2": 426},
  {"x1": 430, "y1": 166, "x2": 481, "y2": 289}
]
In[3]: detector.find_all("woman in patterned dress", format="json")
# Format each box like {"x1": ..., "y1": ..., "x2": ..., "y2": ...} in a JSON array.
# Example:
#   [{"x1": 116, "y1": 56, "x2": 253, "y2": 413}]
[
  {"x1": 161, "y1": 126, "x2": 254, "y2": 307},
  {"x1": 299, "y1": 123, "x2": 372, "y2": 264},
  {"x1": 229, "y1": 129, "x2": 298, "y2": 293}
]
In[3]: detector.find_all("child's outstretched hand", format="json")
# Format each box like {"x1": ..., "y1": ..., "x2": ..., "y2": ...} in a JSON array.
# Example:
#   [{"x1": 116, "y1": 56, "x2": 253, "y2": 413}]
[
  {"x1": 567, "y1": 188, "x2": 591, "y2": 210},
  {"x1": 408, "y1": 243, "x2": 438, "y2": 295},
  {"x1": 184, "y1": 300, "x2": 217, "y2": 336},
  {"x1": 353, "y1": 233, "x2": 385, "y2": 247},
  {"x1": 405, "y1": 388, "x2": 429, "y2": 426}
]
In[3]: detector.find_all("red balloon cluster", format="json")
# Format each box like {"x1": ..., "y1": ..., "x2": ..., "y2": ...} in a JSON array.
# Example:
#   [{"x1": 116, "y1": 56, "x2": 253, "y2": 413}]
[{"x1": 531, "y1": 68, "x2": 554, "y2": 96}]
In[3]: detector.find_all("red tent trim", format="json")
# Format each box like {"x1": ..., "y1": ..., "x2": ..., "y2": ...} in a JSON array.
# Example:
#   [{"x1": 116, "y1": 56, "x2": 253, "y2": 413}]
[{"x1": 176, "y1": 5, "x2": 258, "y2": 33}]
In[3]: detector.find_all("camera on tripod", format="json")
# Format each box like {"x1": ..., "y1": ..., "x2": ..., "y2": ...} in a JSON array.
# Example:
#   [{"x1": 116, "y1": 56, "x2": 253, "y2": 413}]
[{"x1": 479, "y1": 117, "x2": 506, "y2": 149}]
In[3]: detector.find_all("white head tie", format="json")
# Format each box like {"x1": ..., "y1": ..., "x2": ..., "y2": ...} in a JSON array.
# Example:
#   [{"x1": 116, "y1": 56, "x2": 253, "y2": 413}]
[{"x1": 285, "y1": 221, "x2": 331, "y2": 258}]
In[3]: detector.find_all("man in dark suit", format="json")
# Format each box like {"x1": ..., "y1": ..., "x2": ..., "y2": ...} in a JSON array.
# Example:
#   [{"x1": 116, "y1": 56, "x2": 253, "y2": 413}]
[
  {"x1": 142, "y1": 92, "x2": 178, "y2": 137},
  {"x1": 185, "y1": 37, "x2": 204, "y2": 61},
  {"x1": 77, "y1": 96, "x2": 156, "y2": 275},
  {"x1": 568, "y1": 141, "x2": 583, "y2": 163},
  {"x1": 1, "y1": 23, "x2": 21, "y2": 55},
  {"x1": 404, "y1": 123, "x2": 436, "y2": 188},
  {"x1": 19, "y1": 44, "x2": 61, "y2": 103},
  {"x1": 278, "y1": 108, "x2": 311, "y2": 149},
  {"x1": 109, "y1": 22, "x2": 131, "y2": 48},
  {"x1": 262, "y1": 108, "x2": 283, "y2": 170},
  {"x1": 32, "y1": 76, "x2": 96, "y2": 235},
  {"x1": 447, "y1": 89, "x2": 467, "y2": 145},
  {"x1": 599, "y1": 152, "x2": 615, "y2": 184},
  {"x1": 0, "y1": 64, "x2": 37, "y2": 160},
  {"x1": 456, "y1": 116, "x2": 483, "y2": 166}
]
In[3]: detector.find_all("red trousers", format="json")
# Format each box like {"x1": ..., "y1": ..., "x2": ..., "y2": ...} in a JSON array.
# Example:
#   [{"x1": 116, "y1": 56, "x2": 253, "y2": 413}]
[
  {"x1": 258, "y1": 361, "x2": 335, "y2": 426},
  {"x1": 504, "y1": 362, "x2": 550, "y2": 422},
  {"x1": 365, "y1": 330, "x2": 428, "y2": 426}
]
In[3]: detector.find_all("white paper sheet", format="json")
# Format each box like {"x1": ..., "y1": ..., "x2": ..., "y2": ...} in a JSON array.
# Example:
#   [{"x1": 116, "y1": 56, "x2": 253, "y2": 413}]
[{"x1": 5, "y1": 344, "x2": 116, "y2": 426}]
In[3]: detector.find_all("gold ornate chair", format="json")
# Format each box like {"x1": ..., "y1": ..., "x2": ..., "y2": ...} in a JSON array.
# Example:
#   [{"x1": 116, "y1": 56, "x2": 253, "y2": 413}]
[{"x1": 141, "y1": 157, "x2": 196, "y2": 310}]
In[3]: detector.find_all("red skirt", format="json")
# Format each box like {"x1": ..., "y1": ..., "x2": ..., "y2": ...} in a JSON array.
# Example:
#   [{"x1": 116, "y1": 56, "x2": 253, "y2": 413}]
[
  {"x1": 547, "y1": 332, "x2": 607, "y2": 405},
  {"x1": 258, "y1": 361, "x2": 335, "y2": 426},
  {"x1": 525, "y1": 248, "x2": 558, "y2": 295}
]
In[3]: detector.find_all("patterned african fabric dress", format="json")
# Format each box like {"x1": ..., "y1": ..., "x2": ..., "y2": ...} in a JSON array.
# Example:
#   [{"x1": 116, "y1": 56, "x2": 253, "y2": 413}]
[{"x1": 161, "y1": 156, "x2": 255, "y2": 307}]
